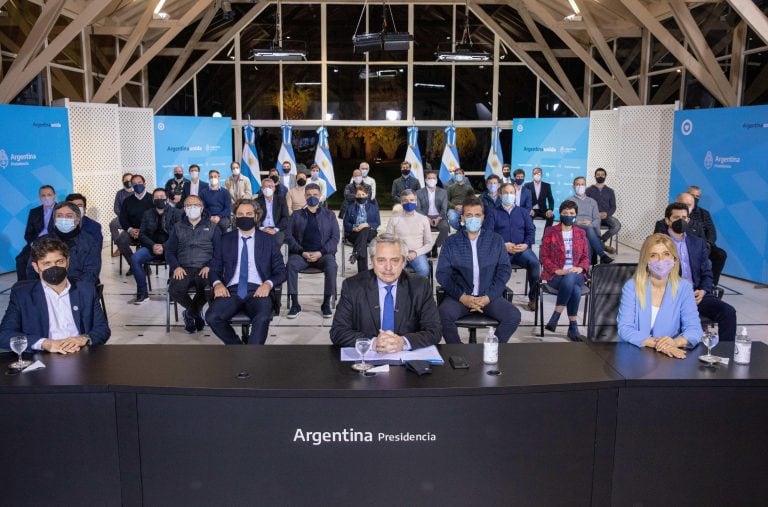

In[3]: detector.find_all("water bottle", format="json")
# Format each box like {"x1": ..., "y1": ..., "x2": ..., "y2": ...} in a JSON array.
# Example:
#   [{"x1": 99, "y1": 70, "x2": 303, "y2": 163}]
[
  {"x1": 483, "y1": 328, "x2": 499, "y2": 365},
  {"x1": 734, "y1": 326, "x2": 751, "y2": 365}
]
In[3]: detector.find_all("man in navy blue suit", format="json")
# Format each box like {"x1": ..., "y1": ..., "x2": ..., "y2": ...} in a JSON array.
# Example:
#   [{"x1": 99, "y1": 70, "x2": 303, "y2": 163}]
[
  {"x1": 206, "y1": 199, "x2": 287, "y2": 345},
  {"x1": 65, "y1": 193, "x2": 103, "y2": 247},
  {"x1": 436, "y1": 196, "x2": 521, "y2": 343},
  {"x1": 16, "y1": 184, "x2": 57, "y2": 280},
  {"x1": 484, "y1": 183, "x2": 540, "y2": 312},
  {"x1": 511, "y1": 168, "x2": 533, "y2": 212},
  {"x1": 1, "y1": 237, "x2": 110, "y2": 353},
  {"x1": 663, "y1": 202, "x2": 737, "y2": 342}
]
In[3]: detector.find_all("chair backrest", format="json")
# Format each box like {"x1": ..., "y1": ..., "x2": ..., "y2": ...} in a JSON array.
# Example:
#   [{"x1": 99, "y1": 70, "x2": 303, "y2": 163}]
[{"x1": 587, "y1": 262, "x2": 638, "y2": 342}]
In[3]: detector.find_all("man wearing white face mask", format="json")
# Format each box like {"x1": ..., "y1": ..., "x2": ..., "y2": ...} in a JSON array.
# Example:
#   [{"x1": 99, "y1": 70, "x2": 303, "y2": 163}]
[
  {"x1": 166, "y1": 195, "x2": 222, "y2": 333},
  {"x1": 524, "y1": 167, "x2": 555, "y2": 227},
  {"x1": 416, "y1": 171, "x2": 449, "y2": 256},
  {"x1": 224, "y1": 161, "x2": 253, "y2": 206},
  {"x1": 200, "y1": 169, "x2": 232, "y2": 233},
  {"x1": 359, "y1": 161, "x2": 377, "y2": 199},
  {"x1": 17, "y1": 184, "x2": 58, "y2": 280},
  {"x1": 309, "y1": 163, "x2": 328, "y2": 203},
  {"x1": 256, "y1": 178, "x2": 289, "y2": 245},
  {"x1": 566, "y1": 176, "x2": 613, "y2": 264},
  {"x1": 65, "y1": 193, "x2": 103, "y2": 248},
  {"x1": 28, "y1": 202, "x2": 101, "y2": 285},
  {"x1": 340, "y1": 168, "x2": 373, "y2": 219}
]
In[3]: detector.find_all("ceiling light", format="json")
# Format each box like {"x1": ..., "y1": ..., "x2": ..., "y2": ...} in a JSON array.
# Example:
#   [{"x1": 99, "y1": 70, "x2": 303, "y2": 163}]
[
  {"x1": 564, "y1": 14, "x2": 582, "y2": 22},
  {"x1": 352, "y1": 1, "x2": 413, "y2": 53},
  {"x1": 385, "y1": 110, "x2": 401, "y2": 121},
  {"x1": 153, "y1": 0, "x2": 166, "y2": 15},
  {"x1": 249, "y1": 0, "x2": 306, "y2": 61},
  {"x1": 567, "y1": 0, "x2": 581, "y2": 15},
  {"x1": 435, "y1": 2, "x2": 490, "y2": 62}
]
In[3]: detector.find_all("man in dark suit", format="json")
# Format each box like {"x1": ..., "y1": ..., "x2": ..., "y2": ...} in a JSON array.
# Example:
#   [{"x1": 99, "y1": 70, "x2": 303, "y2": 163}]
[
  {"x1": 391, "y1": 161, "x2": 422, "y2": 204},
  {"x1": 16, "y1": 184, "x2": 57, "y2": 280},
  {"x1": 1, "y1": 237, "x2": 110, "y2": 353},
  {"x1": 165, "y1": 166, "x2": 188, "y2": 207},
  {"x1": 206, "y1": 199, "x2": 287, "y2": 345},
  {"x1": 178, "y1": 164, "x2": 209, "y2": 205},
  {"x1": 512, "y1": 168, "x2": 533, "y2": 212},
  {"x1": 682, "y1": 188, "x2": 728, "y2": 287},
  {"x1": 436, "y1": 196, "x2": 521, "y2": 343},
  {"x1": 523, "y1": 167, "x2": 555, "y2": 227},
  {"x1": 255, "y1": 177, "x2": 289, "y2": 245},
  {"x1": 663, "y1": 202, "x2": 736, "y2": 342},
  {"x1": 416, "y1": 171, "x2": 449, "y2": 255},
  {"x1": 330, "y1": 233, "x2": 441, "y2": 351},
  {"x1": 65, "y1": 193, "x2": 103, "y2": 247},
  {"x1": 285, "y1": 183, "x2": 339, "y2": 319}
]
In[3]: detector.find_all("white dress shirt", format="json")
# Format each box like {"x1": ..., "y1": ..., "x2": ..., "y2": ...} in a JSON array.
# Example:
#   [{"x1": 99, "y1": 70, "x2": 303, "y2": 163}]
[
  {"x1": 226, "y1": 232, "x2": 264, "y2": 287},
  {"x1": 33, "y1": 281, "x2": 80, "y2": 350},
  {"x1": 427, "y1": 188, "x2": 438, "y2": 216},
  {"x1": 469, "y1": 235, "x2": 480, "y2": 296},
  {"x1": 262, "y1": 198, "x2": 276, "y2": 229},
  {"x1": 190, "y1": 180, "x2": 200, "y2": 196},
  {"x1": 532, "y1": 181, "x2": 542, "y2": 209}
]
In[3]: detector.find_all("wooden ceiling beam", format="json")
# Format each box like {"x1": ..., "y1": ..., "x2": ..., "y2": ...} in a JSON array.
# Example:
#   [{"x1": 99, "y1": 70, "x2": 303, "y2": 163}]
[
  {"x1": 726, "y1": 0, "x2": 768, "y2": 46},
  {"x1": 3, "y1": 0, "x2": 66, "y2": 85}
]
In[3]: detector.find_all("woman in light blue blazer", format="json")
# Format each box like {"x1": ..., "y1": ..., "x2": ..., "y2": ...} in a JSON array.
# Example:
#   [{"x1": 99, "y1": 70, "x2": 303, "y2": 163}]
[{"x1": 618, "y1": 233, "x2": 703, "y2": 358}]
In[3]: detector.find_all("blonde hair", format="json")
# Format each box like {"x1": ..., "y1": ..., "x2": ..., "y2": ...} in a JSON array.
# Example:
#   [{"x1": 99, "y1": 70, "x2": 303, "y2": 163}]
[{"x1": 634, "y1": 233, "x2": 681, "y2": 309}]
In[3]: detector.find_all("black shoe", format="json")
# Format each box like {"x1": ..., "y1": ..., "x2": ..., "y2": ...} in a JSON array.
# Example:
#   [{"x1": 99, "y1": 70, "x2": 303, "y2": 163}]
[
  {"x1": 545, "y1": 322, "x2": 557, "y2": 333},
  {"x1": 126, "y1": 268, "x2": 133, "y2": 277},
  {"x1": 286, "y1": 305, "x2": 302, "y2": 319},
  {"x1": 600, "y1": 255, "x2": 614, "y2": 264},
  {"x1": 194, "y1": 315, "x2": 205, "y2": 331},
  {"x1": 321, "y1": 303, "x2": 332, "y2": 318},
  {"x1": 134, "y1": 292, "x2": 150, "y2": 305},
  {"x1": 567, "y1": 324, "x2": 583, "y2": 342},
  {"x1": 182, "y1": 310, "x2": 196, "y2": 333}
]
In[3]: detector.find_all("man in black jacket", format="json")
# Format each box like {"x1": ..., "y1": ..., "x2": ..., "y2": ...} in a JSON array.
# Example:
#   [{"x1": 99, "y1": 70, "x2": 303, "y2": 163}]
[
  {"x1": 117, "y1": 174, "x2": 153, "y2": 273},
  {"x1": 524, "y1": 167, "x2": 555, "y2": 227},
  {"x1": 685, "y1": 186, "x2": 727, "y2": 287},
  {"x1": 129, "y1": 188, "x2": 183, "y2": 304},
  {"x1": 165, "y1": 195, "x2": 221, "y2": 332},
  {"x1": 330, "y1": 233, "x2": 441, "y2": 351}
]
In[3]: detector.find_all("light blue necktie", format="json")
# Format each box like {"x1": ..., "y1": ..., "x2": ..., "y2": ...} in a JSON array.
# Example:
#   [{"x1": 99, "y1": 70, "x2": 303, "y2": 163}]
[
  {"x1": 237, "y1": 236, "x2": 250, "y2": 299},
  {"x1": 382, "y1": 285, "x2": 395, "y2": 331}
]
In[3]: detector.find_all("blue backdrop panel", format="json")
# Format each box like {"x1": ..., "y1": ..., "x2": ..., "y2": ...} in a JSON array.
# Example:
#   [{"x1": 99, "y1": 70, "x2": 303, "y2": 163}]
[
  {"x1": 511, "y1": 118, "x2": 590, "y2": 216},
  {"x1": 154, "y1": 116, "x2": 233, "y2": 185},
  {"x1": 0, "y1": 104, "x2": 73, "y2": 273},
  {"x1": 670, "y1": 105, "x2": 768, "y2": 283}
]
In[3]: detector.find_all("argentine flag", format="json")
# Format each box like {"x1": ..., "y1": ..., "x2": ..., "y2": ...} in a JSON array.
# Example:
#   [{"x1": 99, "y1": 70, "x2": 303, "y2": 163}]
[
  {"x1": 439, "y1": 125, "x2": 460, "y2": 185},
  {"x1": 241, "y1": 125, "x2": 261, "y2": 193},
  {"x1": 314, "y1": 127, "x2": 336, "y2": 198},
  {"x1": 485, "y1": 126, "x2": 504, "y2": 178},
  {"x1": 404, "y1": 126, "x2": 425, "y2": 186},
  {"x1": 276, "y1": 124, "x2": 297, "y2": 176}
]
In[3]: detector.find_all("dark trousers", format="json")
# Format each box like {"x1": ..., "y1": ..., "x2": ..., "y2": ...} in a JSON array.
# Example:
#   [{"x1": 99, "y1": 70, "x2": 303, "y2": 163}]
[
  {"x1": 698, "y1": 294, "x2": 737, "y2": 342},
  {"x1": 130, "y1": 247, "x2": 163, "y2": 293},
  {"x1": 428, "y1": 216, "x2": 449, "y2": 248},
  {"x1": 531, "y1": 209, "x2": 554, "y2": 227},
  {"x1": 547, "y1": 273, "x2": 585, "y2": 317},
  {"x1": 15, "y1": 245, "x2": 31, "y2": 281},
  {"x1": 439, "y1": 296, "x2": 521, "y2": 343},
  {"x1": 600, "y1": 216, "x2": 621, "y2": 242},
  {"x1": 287, "y1": 253, "x2": 337, "y2": 297},
  {"x1": 168, "y1": 267, "x2": 209, "y2": 318},
  {"x1": 109, "y1": 218, "x2": 121, "y2": 245},
  {"x1": 510, "y1": 249, "x2": 540, "y2": 301},
  {"x1": 576, "y1": 224, "x2": 606, "y2": 257},
  {"x1": 116, "y1": 231, "x2": 139, "y2": 265},
  {"x1": 347, "y1": 228, "x2": 377, "y2": 272},
  {"x1": 213, "y1": 216, "x2": 231, "y2": 234},
  {"x1": 710, "y1": 245, "x2": 727, "y2": 287},
  {"x1": 206, "y1": 283, "x2": 274, "y2": 345}
]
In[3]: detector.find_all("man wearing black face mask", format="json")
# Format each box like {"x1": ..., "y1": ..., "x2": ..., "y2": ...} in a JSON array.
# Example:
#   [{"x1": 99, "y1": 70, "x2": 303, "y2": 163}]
[
  {"x1": 1, "y1": 238, "x2": 110, "y2": 354},
  {"x1": 663, "y1": 202, "x2": 736, "y2": 342},
  {"x1": 586, "y1": 168, "x2": 621, "y2": 254},
  {"x1": 685, "y1": 186, "x2": 727, "y2": 288},
  {"x1": 117, "y1": 174, "x2": 154, "y2": 273},
  {"x1": 206, "y1": 199, "x2": 286, "y2": 345},
  {"x1": 129, "y1": 188, "x2": 183, "y2": 304},
  {"x1": 110, "y1": 173, "x2": 133, "y2": 256},
  {"x1": 391, "y1": 161, "x2": 422, "y2": 204},
  {"x1": 501, "y1": 163, "x2": 513, "y2": 185},
  {"x1": 29, "y1": 202, "x2": 101, "y2": 285},
  {"x1": 164, "y1": 166, "x2": 188, "y2": 207}
]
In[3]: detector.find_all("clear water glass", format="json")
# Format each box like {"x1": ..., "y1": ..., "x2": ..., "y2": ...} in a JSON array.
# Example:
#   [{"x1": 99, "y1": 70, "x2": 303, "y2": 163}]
[
  {"x1": 352, "y1": 338, "x2": 373, "y2": 371},
  {"x1": 9, "y1": 336, "x2": 31, "y2": 370}
]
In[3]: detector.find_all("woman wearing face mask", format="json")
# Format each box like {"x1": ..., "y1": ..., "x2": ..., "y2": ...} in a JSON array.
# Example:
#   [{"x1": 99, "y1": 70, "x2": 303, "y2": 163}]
[
  {"x1": 343, "y1": 186, "x2": 381, "y2": 273},
  {"x1": 539, "y1": 200, "x2": 590, "y2": 341},
  {"x1": 617, "y1": 234, "x2": 702, "y2": 357}
]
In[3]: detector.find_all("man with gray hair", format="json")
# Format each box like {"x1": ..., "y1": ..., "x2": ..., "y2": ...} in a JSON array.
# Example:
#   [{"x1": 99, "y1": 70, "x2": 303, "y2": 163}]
[{"x1": 330, "y1": 233, "x2": 441, "y2": 351}]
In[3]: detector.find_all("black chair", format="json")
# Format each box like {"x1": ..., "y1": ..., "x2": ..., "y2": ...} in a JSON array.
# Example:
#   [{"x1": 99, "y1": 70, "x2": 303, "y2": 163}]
[
  {"x1": 600, "y1": 225, "x2": 619, "y2": 254},
  {"x1": 144, "y1": 259, "x2": 167, "y2": 291},
  {"x1": 508, "y1": 263, "x2": 529, "y2": 299},
  {"x1": 436, "y1": 287, "x2": 513, "y2": 343},
  {"x1": 96, "y1": 283, "x2": 107, "y2": 324},
  {"x1": 586, "y1": 263, "x2": 637, "y2": 342},
  {"x1": 340, "y1": 238, "x2": 355, "y2": 274},
  {"x1": 538, "y1": 279, "x2": 591, "y2": 337}
]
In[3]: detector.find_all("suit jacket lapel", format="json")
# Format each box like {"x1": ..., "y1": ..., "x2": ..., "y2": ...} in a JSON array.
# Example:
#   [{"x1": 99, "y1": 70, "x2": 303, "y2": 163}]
[
  {"x1": 69, "y1": 284, "x2": 84, "y2": 333},
  {"x1": 366, "y1": 274, "x2": 381, "y2": 331},
  {"x1": 33, "y1": 282, "x2": 50, "y2": 337},
  {"x1": 252, "y1": 234, "x2": 266, "y2": 280},
  {"x1": 394, "y1": 276, "x2": 408, "y2": 334}
]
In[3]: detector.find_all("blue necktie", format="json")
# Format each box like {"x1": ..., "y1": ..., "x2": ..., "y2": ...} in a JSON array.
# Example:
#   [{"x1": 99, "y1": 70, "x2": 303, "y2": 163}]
[
  {"x1": 382, "y1": 285, "x2": 395, "y2": 331},
  {"x1": 237, "y1": 236, "x2": 250, "y2": 299}
]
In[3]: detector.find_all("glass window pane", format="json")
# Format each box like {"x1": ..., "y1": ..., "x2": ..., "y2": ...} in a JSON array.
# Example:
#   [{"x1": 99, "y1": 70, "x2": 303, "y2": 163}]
[
  {"x1": 240, "y1": 4, "x2": 278, "y2": 55},
  {"x1": 743, "y1": 52, "x2": 768, "y2": 105},
  {"x1": 591, "y1": 85, "x2": 611, "y2": 110},
  {"x1": 242, "y1": 64, "x2": 280, "y2": 120},
  {"x1": 121, "y1": 84, "x2": 142, "y2": 108},
  {"x1": 413, "y1": 65, "x2": 452, "y2": 120},
  {"x1": 369, "y1": 65, "x2": 407, "y2": 121},
  {"x1": 649, "y1": 71, "x2": 682, "y2": 105},
  {"x1": 157, "y1": 81, "x2": 194, "y2": 116},
  {"x1": 539, "y1": 82, "x2": 575, "y2": 117},
  {"x1": 367, "y1": 5, "x2": 409, "y2": 63},
  {"x1": 50, "y1": 19, "x2": 82, "y2": 68},
  {"x1": 91, "y1": 35, "x2": 117, "y2": 76},
  {"x1": 414, "y1": 5, "x2": 453, "y2": 62},
  {"x1": 616, "y1": 38, "x2": 641, "y2": 77},
  {"x1": 282, "y1": 64, "x2": 321, "y2": 120},
  {"x1": 455, "y1": 65, "x2": 492, "y2": 121},
  {"x1": 498, "y1": 65, "x2": 536, "y2": 119},
  {"x1": 328, "y1": 65, "x2": 365, "y2": 120},
  {"x1": 196, "y1": 64, "x2": 236, "y2": 117},
  {"x1": 213, "y1": 42, "x2": 236, "y2": 62},
  {"x1": 282, "y1": 3, "x2": 321, "y2": 61},
  {"x1": 683, "y1": 73, "x2": 722, "y2": 109},
  {"x1": 327, "y1": 5, "x2": 367, "y2": 62},
  {"x1": 51, "y1": 68, "x2": 83, "y2": 102}
]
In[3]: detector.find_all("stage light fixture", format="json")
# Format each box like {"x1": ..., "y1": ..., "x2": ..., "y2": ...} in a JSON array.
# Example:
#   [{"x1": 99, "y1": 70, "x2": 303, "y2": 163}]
[
  {"x1": 352, "y1": 0, "x2": 412, "y2": 54},
  {"x1": 249, "y1": 0, "x2": 306, "y2": 61},
  {"x1": 435, "y1": 1, "x2": 490, "y2": 62}
]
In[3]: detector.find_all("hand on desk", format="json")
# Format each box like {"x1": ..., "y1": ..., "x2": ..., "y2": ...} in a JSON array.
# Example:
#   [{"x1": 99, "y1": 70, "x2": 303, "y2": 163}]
[
  {"x1": 643, "y1": 337, "x2": 687, "y2": 359},
  {"x1": 42, "y1": 336, "x2": 88, "y2": 354},
  {"x1": 374, "y1": 330, "x2": 406, "y2": 353}
]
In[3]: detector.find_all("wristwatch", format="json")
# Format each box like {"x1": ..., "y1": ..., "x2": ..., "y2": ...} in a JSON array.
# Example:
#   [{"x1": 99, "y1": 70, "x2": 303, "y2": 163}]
[{"x1": 82, "y1": 334, "x2": 92, "y2": 346}]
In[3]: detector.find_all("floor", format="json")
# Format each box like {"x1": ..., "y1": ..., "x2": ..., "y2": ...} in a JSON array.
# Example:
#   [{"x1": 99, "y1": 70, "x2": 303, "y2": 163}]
[{"x1": 2, "y1": 212, "x2": 766, "y2": 346}]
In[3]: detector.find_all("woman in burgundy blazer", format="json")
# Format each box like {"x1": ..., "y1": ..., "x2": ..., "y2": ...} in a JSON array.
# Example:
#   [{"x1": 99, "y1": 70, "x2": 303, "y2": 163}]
[{"x1": 539, "y1": 200, "x2": 591, "y2": 340}]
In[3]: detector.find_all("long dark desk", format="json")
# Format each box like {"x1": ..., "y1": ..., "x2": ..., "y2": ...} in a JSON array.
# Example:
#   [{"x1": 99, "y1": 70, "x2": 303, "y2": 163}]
[{"x1": 1, "y1": 342, "x2": 767, "y2": 506}]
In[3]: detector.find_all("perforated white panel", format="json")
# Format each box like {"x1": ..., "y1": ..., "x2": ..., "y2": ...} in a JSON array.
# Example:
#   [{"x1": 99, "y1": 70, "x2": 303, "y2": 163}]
[
  {"x1": 68, "y1": 102, "x2": 122, "y2": 246},
  {"x1": 118, "y1": 107, "x2": 156, "y2": 188},
  {"x1": 588, "y1": 105, "x2": 675, "y2": 249}
]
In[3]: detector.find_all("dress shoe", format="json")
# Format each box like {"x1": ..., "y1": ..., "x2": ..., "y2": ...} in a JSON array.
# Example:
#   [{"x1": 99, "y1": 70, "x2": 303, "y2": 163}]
[
  {"x1": 603, "y1": 243, "x2": 616, "y2": 255},
  {"x1": 600, "y1": 255, "x2": 614, "y2": 264},
  {"x1": 526, "y1": 300, "x2": 537, "y2": 312}
]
